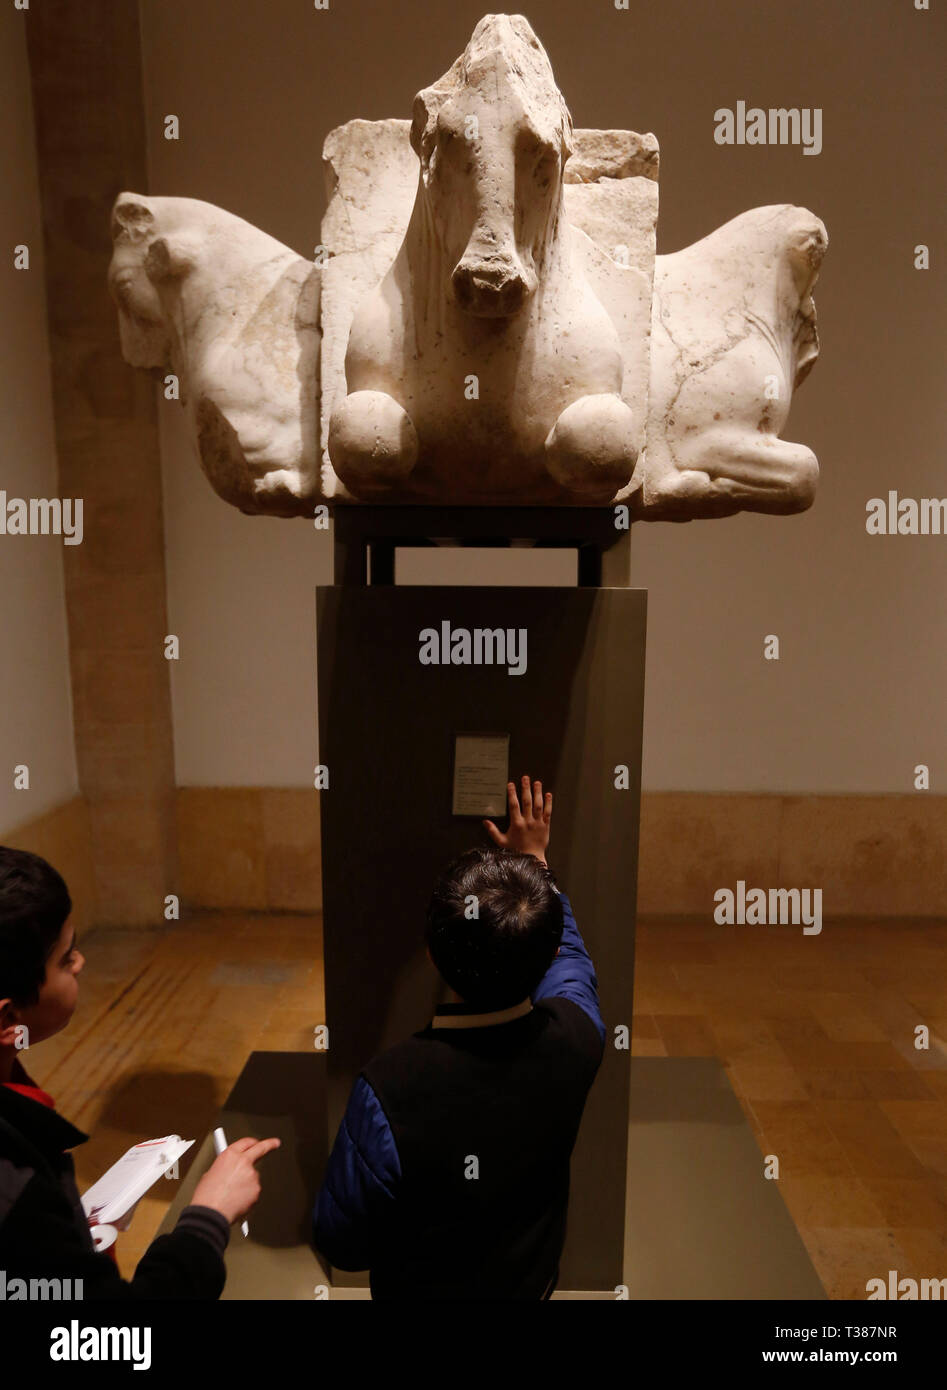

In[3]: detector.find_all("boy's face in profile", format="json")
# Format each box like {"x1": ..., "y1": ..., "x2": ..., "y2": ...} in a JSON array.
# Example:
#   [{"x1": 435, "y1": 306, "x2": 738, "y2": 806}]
[{"x1": 9, "y1": 917, "x2": 84, "y2": 1046}]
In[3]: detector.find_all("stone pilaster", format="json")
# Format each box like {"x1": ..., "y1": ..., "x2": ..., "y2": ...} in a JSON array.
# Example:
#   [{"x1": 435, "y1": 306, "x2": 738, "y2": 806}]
[{"x1": 26, "y1": 1, "x2": 176, "y2": 925}]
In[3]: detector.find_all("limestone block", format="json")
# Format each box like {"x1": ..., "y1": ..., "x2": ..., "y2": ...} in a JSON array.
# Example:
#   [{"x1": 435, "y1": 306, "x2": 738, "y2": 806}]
[
  {"x1": 638, "y1": 205, "x2": 827, "y2": 519},
  {"x1": 108, "y1": 193, "x2": 321, "y2": 516},
  {"x1": 565, "y1": 129, "x2": 659, "y2": 185},
  {"x1": 564, "y1": 164, "x2": 659, "y2": 503},
  {"x1": 564, "y1": 168, "x2": 657, "y2": 279},
  {"x1": 319, "y1": 120, "x2": 417, "y2": 499}
]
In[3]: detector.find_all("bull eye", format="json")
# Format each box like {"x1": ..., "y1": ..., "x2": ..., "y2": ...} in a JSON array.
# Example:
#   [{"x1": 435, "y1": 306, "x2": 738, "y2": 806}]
[
  {"x1": 431, "y1": 129, "x2": 455, "y2": 172},
  {"x1": 533, "y1": 148, "x2": 558, "y2": 186},
  {"x1": 528, "y1": 138, "x2": 558, "y2": 170}
]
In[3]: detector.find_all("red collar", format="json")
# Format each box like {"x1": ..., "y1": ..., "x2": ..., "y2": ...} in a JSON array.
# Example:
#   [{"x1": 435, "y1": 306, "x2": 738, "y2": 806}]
[
  {"x1": 4, "y1": 1059, "x2": 55, "y2": 1109},
  {"x1": 3, "y1": 1081, "x2": 56, "y2": 1109}
]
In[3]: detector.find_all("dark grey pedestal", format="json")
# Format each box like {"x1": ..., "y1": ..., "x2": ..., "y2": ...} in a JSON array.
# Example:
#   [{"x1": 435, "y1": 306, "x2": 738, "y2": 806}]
[
  {"x1": 156, "y1": 1052, "x2": 825, "y2": 1300},
  {"x1": 317, "y1": 584, "x2": 647, "y2": 1289},
  {"x1": 159, "y1": 1052, "x2": 330, "y2": 1300}
]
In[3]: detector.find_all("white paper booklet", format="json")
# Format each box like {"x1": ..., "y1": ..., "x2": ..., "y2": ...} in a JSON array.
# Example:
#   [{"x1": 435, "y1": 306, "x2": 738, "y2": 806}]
[{"x1": 80, "y1": 1135, "x2": 194, "y2": 1228}]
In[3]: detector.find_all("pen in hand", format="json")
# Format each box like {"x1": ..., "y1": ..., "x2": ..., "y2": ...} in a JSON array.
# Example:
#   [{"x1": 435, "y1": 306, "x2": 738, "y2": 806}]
[
  {"x1": 213, "y1": 1126, "x2": 250, "y2": 1238},
  {"x1": 190, "y1": 1127, "x2": 280, "y2": 1240}
]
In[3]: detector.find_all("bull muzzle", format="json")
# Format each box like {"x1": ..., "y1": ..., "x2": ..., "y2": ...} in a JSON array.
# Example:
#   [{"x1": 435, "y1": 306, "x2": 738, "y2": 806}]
[{"x1": 451, "y1": 255, "x2": 535, "y2": 318}]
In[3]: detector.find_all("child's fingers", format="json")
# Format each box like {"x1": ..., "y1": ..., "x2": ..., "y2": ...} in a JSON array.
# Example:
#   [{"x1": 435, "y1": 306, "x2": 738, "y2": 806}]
[
  {"x1": 520, "y1": 775, "x2": 533, "y2": 822},
  {"x1": 532, "y1": 780, "x2": 544, "y2": 817},
  {"x1": 482, "y1": 819, "x2": 503, "y2": 844},
  {"x1": 224, "y1": 1136, "x2": 280, "y2": 1161},
  {"x1": 224, "y1": 1137, "x2": 261, "y2": 1155},
  {"x1": 508, "y1": 781, "x2": 525, "y2": 825},
  {"x1": 242, "y1": 1138, "x2": 281, "y2": 1165},
  {"x1": 543, "y1": 791, "x2": 553, "y2": 823}
]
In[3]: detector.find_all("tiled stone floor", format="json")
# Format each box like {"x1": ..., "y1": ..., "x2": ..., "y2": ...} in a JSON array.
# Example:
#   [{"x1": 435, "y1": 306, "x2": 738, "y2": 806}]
[{"x1": 24, "y1": 910, "x2": 947, "y2": 1298}]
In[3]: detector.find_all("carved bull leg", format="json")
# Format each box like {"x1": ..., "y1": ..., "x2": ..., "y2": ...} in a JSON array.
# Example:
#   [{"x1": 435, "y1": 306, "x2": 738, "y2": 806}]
[
  {"x1": 544, "y1": 393, "x2": 640, "y2": 501},
  {"x1": 651, "y1": 427, "x2": 819, "y2": 517},
  {"x1": 328, "y1": 390, "x2": 420, "y2": 498}
]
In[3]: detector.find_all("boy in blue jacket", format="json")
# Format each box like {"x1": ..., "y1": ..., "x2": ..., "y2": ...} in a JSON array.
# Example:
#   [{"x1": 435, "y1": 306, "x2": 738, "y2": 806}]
[{"x1": 313, "y1": 775, "x2": 604, "y2": 1299}]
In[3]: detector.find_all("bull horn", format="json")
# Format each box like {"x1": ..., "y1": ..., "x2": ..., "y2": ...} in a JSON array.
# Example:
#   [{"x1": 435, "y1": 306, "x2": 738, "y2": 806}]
[{"x1": 111, "y1": 193, "x2": 155, "y2": 244}]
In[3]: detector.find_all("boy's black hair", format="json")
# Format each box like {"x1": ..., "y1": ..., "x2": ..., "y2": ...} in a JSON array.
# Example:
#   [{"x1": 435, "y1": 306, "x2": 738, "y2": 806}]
[
  {"x1": 0, "y1": 847, "x2": 72, "y2": 1007},
  {"x1": 426, "y1": 846, "x2": 564, "y2": 1010}
]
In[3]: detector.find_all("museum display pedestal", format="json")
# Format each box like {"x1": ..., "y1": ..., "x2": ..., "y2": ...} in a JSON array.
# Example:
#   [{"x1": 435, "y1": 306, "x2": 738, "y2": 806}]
[
  {"x1": 157, "y1": 511, "x2": 825, "y2": 1299},
  {"x1": 159, "y1": 1053, "x2": 331, "y2": 1300},
  {"x1": 317, "y1": 577, "x2": 647, "y2": 1289},
  {"x1": 158, "y1": 1052, "x2": 825, "y2": 1299},
  {"x1": 330, "y1": 505, "x2": 633, "y2": 587}
]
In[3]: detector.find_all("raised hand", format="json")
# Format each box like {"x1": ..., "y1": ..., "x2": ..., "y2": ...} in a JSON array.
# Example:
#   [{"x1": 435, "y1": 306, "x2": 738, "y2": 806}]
[{"x1": 483, "y1": 775, "x2": 552, "y2": 864}]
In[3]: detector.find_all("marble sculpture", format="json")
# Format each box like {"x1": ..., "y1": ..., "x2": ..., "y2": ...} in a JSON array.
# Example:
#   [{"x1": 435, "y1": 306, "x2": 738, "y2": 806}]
[{"x1": 108, "y1": 13, "x2": 827, "y2": 521}]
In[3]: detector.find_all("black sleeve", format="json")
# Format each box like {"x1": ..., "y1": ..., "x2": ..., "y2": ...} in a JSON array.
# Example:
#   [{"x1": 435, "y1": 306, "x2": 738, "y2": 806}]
[{"x1": 0, "y1": 1174, "x2": 229, "y2": 1300}]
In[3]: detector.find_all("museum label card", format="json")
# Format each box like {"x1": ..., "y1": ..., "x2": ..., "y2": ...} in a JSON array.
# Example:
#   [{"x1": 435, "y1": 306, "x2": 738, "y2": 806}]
[{"x1": 452, "y1": 733, "x2": 510, "y2": 817}]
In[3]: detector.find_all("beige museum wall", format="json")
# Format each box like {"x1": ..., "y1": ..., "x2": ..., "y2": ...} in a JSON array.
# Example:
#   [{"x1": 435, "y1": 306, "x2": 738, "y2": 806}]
[
  {"x1": 173, "y1": 788, "x2": 947, "y2": 919},
  {"x1": 0, "y1": 18, "x2": 85, "y2": 907},
  {"x1": 3, "y1": 799, "x2": 95, "y2": 937}
]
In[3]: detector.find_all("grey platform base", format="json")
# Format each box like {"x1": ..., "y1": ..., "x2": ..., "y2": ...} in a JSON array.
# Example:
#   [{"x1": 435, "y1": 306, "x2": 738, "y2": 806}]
[
  {"x1": 158, "y1": 1052, "x2": 331, "y2": 1300},
  {"x1": 158, "y1": 1052, "x2": 825, "y2": 1300},
  {"x1": 626, "y1": 1059, "x2": 825, "y2": 1300}
]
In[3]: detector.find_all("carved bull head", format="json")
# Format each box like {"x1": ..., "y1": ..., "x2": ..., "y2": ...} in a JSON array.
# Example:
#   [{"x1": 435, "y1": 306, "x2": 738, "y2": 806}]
[
  {"x1": 108, "y1": 196, "x2": 173, "y2": 370},
  {"x1": 410, "y1": 13, "x2": 573, "y2": 318}
]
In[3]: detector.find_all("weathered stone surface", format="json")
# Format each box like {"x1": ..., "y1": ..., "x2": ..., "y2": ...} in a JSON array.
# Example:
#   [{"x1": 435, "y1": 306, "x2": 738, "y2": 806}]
[
  {"x1": 637, "y1": 204, "x2": 827, "y2": 519},
  {"x1": 564, "y1": 175, "x2": 657, "y2": 278},
  {"x1": 319, "y1": 120, "x2": 417, "y2": 499},
  {"x1": 319, "y1": 112, "x2": 658, "y2": 502},
  {"x1": 321, "y1": 119, "x2": 417, "y2": 256},
  {"x1": 108, "y1": 13, "x2": 827, "y2": 520},
  {"x1": 108, "y1": 193, "x2": 320, "y2": 515},
  {"x1": 325, "y1": 14, "x2": 652, "y2": 504},
  {"x1": 564, "y1": 129, "x2": 659, "y2": 184},
  {"x1": 564, "y1": 173, "x2": 659, "y2": 502}
]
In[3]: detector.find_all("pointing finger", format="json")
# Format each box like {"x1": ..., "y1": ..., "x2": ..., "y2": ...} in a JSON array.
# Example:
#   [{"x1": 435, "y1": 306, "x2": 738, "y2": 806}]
[{"x1": 243, "y1": 1138, "x2": 281, "y2": 1165}]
